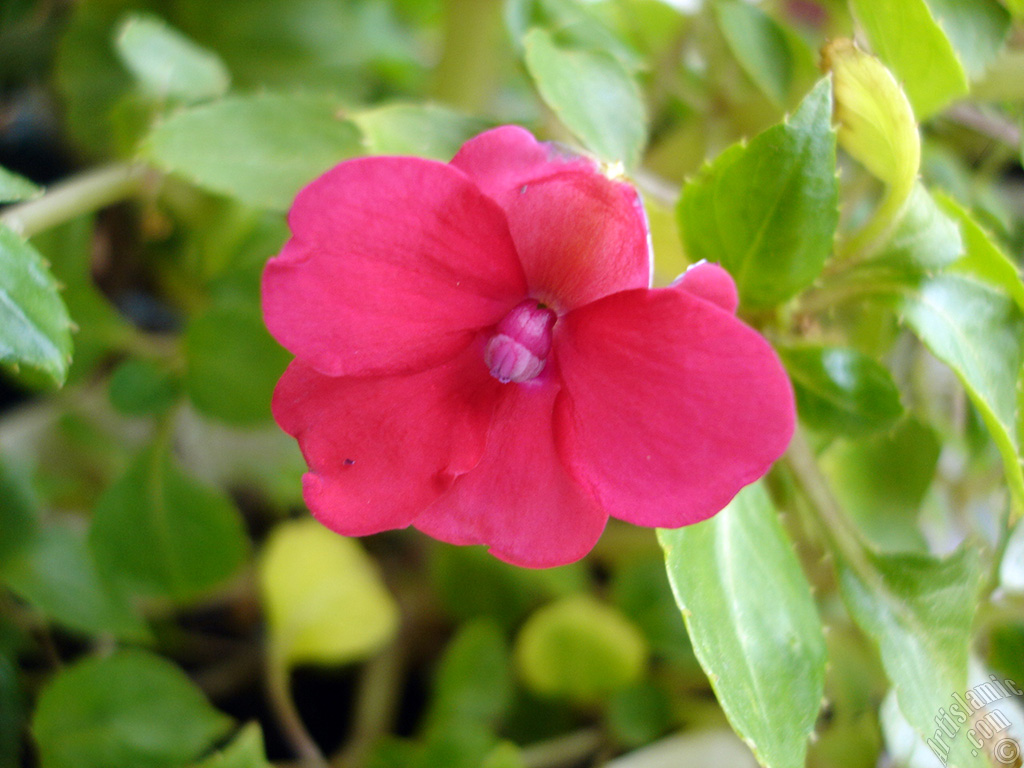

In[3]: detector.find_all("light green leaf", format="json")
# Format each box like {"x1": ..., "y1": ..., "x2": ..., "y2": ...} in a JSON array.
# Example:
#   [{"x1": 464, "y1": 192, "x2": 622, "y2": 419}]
[
  {"x1": 142, "y1": 93, "x2": 363, "y2": 210},
  {"x1": 848, "y1": 0, "x2": 968, "y2": 119},
  {"x1": 0, "y1": 524, "x2": 149, "y2": 641},
  {"x1": 523, "y1": 28, "x2": 647, "y2": 167},
  {"x1": 713, "y1": 0, "x2": 816, "y2": 108},
  {"x1": 923, "y1": 0, "x2": 1010, "y2": 78},
  {"x1": 514, "y1": 596, "x2": 647, "y2": 703},
  {"x1": 779, "y1": 345, "x2": 904, "y2": 437},
  {"x1": 259, "y1": 519, "x2": 399, "y2": 667},
  {"x1": 90, "y1": 442, "x2": 248, "y2": 602},
  {"x1": 836, "y1": 545, "x2": 986, "y2": 768},
  {"x1": 899, "y1": 274, "x2": 1024, "y2": 509},
  {"x1": 189, "y1": 723, "x2": 272, "y2": 768},
  {"x1": 185, "y1": 305, "x2": 289, "y2": 425},
  {"x1": 0, "y1": 225, "x2": 73, "y2": 386},
  {"x1": 352, "y1": 103, "x2": 489, "y2": 160},
  {"x1": 114, "y1": 13, "x2": 230, "y2": 103},
  {"x1": 872, "y1": 183, "x2": 962, "y2": 273},
  {"x1": 677, "y1": 78, "x2": 838, "y2": 307},
  {"x1": 32, "y1": 649, "x2": 233, "y2": 768},
  {"x1": 0, "y1": 166, "x2": 41, "y2": 203},
  {"x1": 659, "y1": 482, "x2": 826, "y2": 768}
]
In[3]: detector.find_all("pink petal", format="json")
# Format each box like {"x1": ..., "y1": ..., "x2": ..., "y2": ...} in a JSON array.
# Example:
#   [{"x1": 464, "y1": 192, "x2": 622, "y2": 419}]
[
  {"x1": 414, "y1": 378, "x2": 608, "y2": 568},
  {"x1": 672, "y1": 261, "x2": 739, "y2": 314},
  {"x1": 556, "y1": 288, "x2": 795, "y2": 528},
  {"x1": 273, "y1": 345, "x2": 500, "y2": 536},
  {"x1": 451, "y1": 127, "x2": 650, "y2": 311},
  {"x1": 262, "y1": 157, "x2": 527, "y2": 377}
]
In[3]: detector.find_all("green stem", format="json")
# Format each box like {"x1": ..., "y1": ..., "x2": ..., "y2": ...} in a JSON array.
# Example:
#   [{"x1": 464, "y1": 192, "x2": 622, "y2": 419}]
[
  {"x1": 430, "y1": 0, "x2": 505, "y2": 112},
  {"x1": 265, "y1": 654, "x2": 328, "y2": 768},
  {"x1": 0, "y1": 163, "x2": 150, "y2": 239},
  {"x1": 332, "y1": 643, "x2": 406, "y2": 768},
  {"x1": 520, "y1": 728, "x2": 603, "y2": 768}
]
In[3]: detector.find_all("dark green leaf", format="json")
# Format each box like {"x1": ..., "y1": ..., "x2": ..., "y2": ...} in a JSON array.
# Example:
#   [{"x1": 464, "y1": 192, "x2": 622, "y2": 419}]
[
  {"x1": 659, "y1": 482, "x2": 826, "y2": 768},
  {"x1": 0, "y1": 460, "x2": 37, "y2": 564},
  {"x1": 610, "y1": 558, "x2": 694, "y2": 667},
  {"x1": 32, "y1": 649, "x2": 233, "y2": 768},
  {"x1": 523, "y1": 28, "x2": 647, "y2": 168},
  {"x1": 0, "y1": 225, "x2": 73, "y2": 386},
  {"x1": 189, "y1": 723, "x2": 272, "y2": 768},
  {"x1": 90, "y1": 442, "x2": 248, "y2": 602},
  {"x1": 0, "y1": 166, "x2": 41, "y2": 203},
  {"x1": 108, "y1": 359, "x2": 180, "y2": 417},
  {"x1": 142, "y1": 93, "x2": 363, "y2": 210},
  {"x1": 779, "y1": 345, "x2": 903, "y2": 437},
  {"x1": 115, "y1": 12, "x2": 231, "y2": 103},
  {"x1": 677, "y1": 78, "x2": 838, "y2": 307},
  {"x1": 0, "y1": 642, "x2": 23, "y2": 767},
  {"x1": 836, "y1": 545, "x2": 986, "y2": 768},
  {"x1": 0, "y1": 523, "x2": 148, "y2": 640},
  {"x1": 607, "y1": 682, "x2": 672, "y2": 748},
  {"x1": 184, "y1": 304, "x2": 289, "y2": 425}
]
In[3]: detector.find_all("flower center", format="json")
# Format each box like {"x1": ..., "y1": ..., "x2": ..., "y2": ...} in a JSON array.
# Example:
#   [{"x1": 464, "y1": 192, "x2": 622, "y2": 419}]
[{"x1": 485, "y1": 300, "x2": 557, "y2": 384}]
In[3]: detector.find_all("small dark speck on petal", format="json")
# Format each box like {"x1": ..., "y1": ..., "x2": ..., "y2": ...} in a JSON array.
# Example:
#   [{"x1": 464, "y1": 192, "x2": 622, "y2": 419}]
[
  {"x1": 520, "y1": 185, "x2": 528, "y2": 194},
  {"x1": 344, "y1": 458, "x2": 355, "y2": 466}
]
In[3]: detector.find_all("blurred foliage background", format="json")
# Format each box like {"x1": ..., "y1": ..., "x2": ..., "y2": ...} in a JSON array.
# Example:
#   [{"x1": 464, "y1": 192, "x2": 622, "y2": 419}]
[{"x1": 3, "y1": 0, "x2": 1024, "y2": 767}]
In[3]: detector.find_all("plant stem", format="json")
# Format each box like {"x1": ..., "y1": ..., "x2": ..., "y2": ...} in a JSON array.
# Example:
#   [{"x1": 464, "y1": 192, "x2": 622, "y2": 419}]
[
  {"x1": 265, "y1": 654, "x2": 329, "y2": 768},
  {"x1": 0, "y1": 163, "x2": 150, "y2": 239},
  {"x1": 520, "y1": 728, "x2": 603, "y2": 768},
  {"x1": 332, "y1": 642, "x2": 406, "y2": 768},
  {"x1": 430, "y1": 0, "x2": 505, "y2": 112}
]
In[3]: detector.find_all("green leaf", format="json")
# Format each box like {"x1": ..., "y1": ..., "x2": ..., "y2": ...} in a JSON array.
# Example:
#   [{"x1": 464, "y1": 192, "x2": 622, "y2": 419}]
[
  {"x1": 0, "y1": 645, "x2": 22, "y2": 767},
  {"x1": 352, "y1": 103, "x2": 489, "y2": 160},
  {"x1": 481, "y1": 743, "x2": 526, "y2": 768},
  {"x1": 609, "y1": 558, "x2": 693, "y2": 666},
  {"x1": 423, "y1": 621, "x2": 512, "y2": 739},
  {"x1": 872, "y1": 183, "x2": 963, "y2": 273},
  {"x1": 899, "y1": 273, "x2": 1024, "y2": 509},
  {"x1": 108, "y1": 359, "x2": 180, "y2": 417},
  {"x1": 32, "y1": 649, "x2": 233, "y2": 768},
  {"x1": 836, "y1": 545, "x2": 986, "y2": 768},
  {"x1": 713, "y1": 0, "x2": 816, "y2": 108},
  {"x1": 677, "y1": 78, "x2": 838, "y2": 307},
  {"x1": 659, "y1": 482, "x2": 826, "y2": 768},
  {"x1": 184, "y1": 305, "x2": 289, "y2": 425},
  {"x1": 0, "y1": 523, "x2": 149, "y2": 641},
  {"x1": 923, "y1": 0, "x2": 1010, "y2": 78},
  {"x1": 189, "y1": 723, "x2": 272, "y2": 768},
  {"x1": 0, "y1": 166, "x2": 41, "y2": 203},
  {"x1": 514, "y1": 596, "x2": 647, "y2": 703},
  {"x1": 821, "y1": 419, "x2": 940, "y2": 553},
  {"x1": 779, "y1": 345, "x2": 903, "y2": 437},
  {"x1": 847, "y1": 0, "x2": 968, "y2": 118},
  {"x1": 0, "y1": 225, "x2": 73, "y2": 386},
  {"x1": 114, "y1": 13, "x2": 231, "y2": 103},
  {"x1": 142, "y1": 93, "x2": 363, "y2": 210},
  {"x1": 523, "y1": 28, "x2": 647, "y2": 168},
  {"x1": 89, "y1": 442, "x2": 248, "y2": 602},
  {"x1": 0, "y1": 460, "x2": 38, "y2": 564},
  {"x1": 258, "y1": 519, "x2": 399, "y2": 667},
  {"x1": 607, "y1": 682, "x2": 672, "y2": 748}
]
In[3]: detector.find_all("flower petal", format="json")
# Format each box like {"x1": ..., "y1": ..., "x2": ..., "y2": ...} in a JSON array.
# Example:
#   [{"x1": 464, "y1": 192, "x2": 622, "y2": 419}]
[
  {"x1": 263, "y1": 157, "x2": 527, "y2": 377},
  {"x1": 672, "y1": 261, "x2": 739, "y2": 314},
  {"x1": 273, "y1": 345, "x2": 500, "y2": 536},
  {"x1": 414, "y1": 379, "x2": 608, "y2": 568},
  {"x1": 556, "y1": 288, "x2": 795, "y2": 528},
  {"x1": 451, "y1": 126, "x2": 650, "y2": 311}
]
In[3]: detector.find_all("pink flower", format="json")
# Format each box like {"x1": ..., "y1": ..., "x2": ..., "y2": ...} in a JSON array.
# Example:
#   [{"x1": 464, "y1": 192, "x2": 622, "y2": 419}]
[{"x1": 262, "y1": 126, "x2": 794, "y2": 568}]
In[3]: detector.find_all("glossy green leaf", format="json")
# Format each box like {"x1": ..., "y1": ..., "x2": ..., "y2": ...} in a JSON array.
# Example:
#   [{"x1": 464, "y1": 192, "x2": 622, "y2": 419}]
[
  {"x1": 923, "y1": 0, "x2": 1010, "y2": 78},
  {"x1": 353, "y1": 103, "x2": 489, "y2": 160},
  {"x1": 713, "y1": 0, "x2": 816, "y2": 108},
  {"x1": 32, "y1": 649, "x2": 233, "y2": 768},
  {"x1": 424, "y1": 621, "x2": 512, "y2": 738},
  {"x1": 515, "y1": 596, "x2": 647, "y2": 703},
  {"x1": 659, "y1": 482, "x2": 826, "y2": 768},
  {"x1": 899, "y1": 273, "x2": 1024, "y2": 508},
  {"x1": 184, "y1": 305, "x2": 289, "y2": 425},
  {"x1": 677, "y1": 78, "x2": 838, "y2": 307},
  {"x1": 259, "y1": 519, "x2": 399, "y2": 667},
  {"x1": 821, "y1": 419, "x2": 940, "y2": 554},
  {"x1": 871, "y1": 183, "x2": 962, "y2": 273},
  {"x1": 779, "y1": 345, "x2": 903, "y2": 437},
  {"x1": 0, "y1": 166, "x2": 41, "y2": 203},
  {"x1": 189, "y1": 723, "x2": 272, "y2": 768},
  {"x1": 848, "y1": 0, "x2": 968, "y2": 118},
  {"x1": 90, "y1": 442, "x2": 248, "y2": 602},
  {"x1": 836, "y1": 545, "x2": 986, "y2": 768},
  {"x1": 142, "y1": 93, "x2": 363, "y2": 210},
  {"x1": 108, "y1": 359, "x2": 180, "y2": 417},
  {"x1": 0, "y1": 524, "x2": 148, "y2": 641},
  {"x1": 0, "y1": 225, "x2": 73, "y2": 386},
  {"x1": 115, "y1": 13, "x2": 230, "y2": 103},
  {"x1": 523, "y1": 28, "x2": 647, "y2": 167}
]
